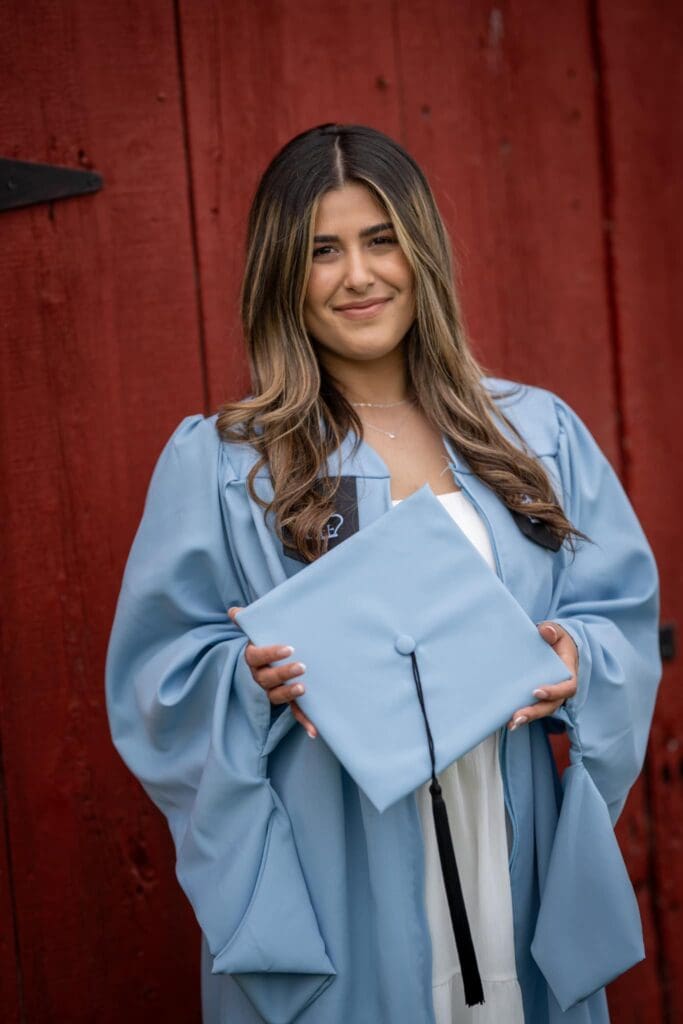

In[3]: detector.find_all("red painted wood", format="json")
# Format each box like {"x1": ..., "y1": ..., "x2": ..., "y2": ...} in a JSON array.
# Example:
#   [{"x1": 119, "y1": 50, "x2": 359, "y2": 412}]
[
  {"x1": 0, "y1": 2, "x2": 206, "y2": 1020},
  {"x1": 0, "y1": 753, "x2": 21, "y2": 1024},
  {"x1": 177, "y1": 0, "x2": 403, "y2": 409},
  {"x1": 596, "y1": 2, "x2": 683, "y2": 1021}
]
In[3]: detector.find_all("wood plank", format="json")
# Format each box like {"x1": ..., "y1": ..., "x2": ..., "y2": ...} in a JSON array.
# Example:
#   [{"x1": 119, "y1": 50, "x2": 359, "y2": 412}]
[
  {"x1": 597, "y1": 1, "x2": 683, "y2": 1020},
  {"x1": 177, "y1": 0, "x2": 403, "y2": 409},
  {"x1": 0, "y1": 731, "x2": 22, "y2": 1024},
  {"x1": 0, "y1": 1, "x2": 206, "y2": 1020}
]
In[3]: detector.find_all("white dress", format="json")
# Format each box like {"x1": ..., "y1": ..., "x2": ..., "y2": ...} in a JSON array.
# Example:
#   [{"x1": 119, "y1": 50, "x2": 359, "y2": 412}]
[{"x1": 391, "y1": 490, "x2": 525, "y2": 1024}]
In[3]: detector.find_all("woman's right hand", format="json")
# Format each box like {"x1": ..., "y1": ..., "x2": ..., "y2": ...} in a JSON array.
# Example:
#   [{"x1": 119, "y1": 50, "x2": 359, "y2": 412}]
[{"x1": 227, "y1": 607, "x2": 318, "y2": 739}]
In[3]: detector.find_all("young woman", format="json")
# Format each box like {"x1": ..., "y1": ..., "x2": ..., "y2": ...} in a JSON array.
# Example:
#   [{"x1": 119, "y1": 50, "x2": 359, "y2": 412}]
[{"x1": 105, "y1": 124, "x2": 661, "y2": 1024}]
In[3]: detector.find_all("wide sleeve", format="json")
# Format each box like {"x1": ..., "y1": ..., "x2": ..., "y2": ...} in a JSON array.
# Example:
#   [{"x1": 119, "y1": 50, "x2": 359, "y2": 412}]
[
  {"x1": 105, "y1": 416, "x2": 335, "y2": 1022},
  {"x1": 547, "y1": 396, "x2": 662, "y2": 823}
]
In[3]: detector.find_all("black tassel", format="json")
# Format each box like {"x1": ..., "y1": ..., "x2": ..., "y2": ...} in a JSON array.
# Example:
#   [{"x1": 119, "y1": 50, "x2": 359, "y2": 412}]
[
  {"x1": 410, "y1": 651, "x2": 485, "y2": 1008},
  {"x1": 430, "y1": 779, "x2": 485, "y2": 1006}
]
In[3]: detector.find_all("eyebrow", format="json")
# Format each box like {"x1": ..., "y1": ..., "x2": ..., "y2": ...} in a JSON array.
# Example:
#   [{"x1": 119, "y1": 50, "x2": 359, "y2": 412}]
[{"x1": 313, "y1": 221, "x2": 395, "y2": 243}]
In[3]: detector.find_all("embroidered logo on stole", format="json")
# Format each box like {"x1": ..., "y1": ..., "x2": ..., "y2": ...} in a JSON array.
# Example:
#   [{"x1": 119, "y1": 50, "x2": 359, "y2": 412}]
[{"x1": 282, "y1": 477, "x2": 360, "y2": 564}]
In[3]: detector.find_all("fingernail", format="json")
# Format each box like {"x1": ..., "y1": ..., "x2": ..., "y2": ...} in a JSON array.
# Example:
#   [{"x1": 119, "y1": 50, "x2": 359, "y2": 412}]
[
  {"x1": 295, "y1": 662, "x2": 306, "y2": 673},
  {"x1": 279, "y1": 645, "x2": 295, "y2": 656},
  {"x1": 511, "y1": 715, "x2": 529, "y2": 731},
  {"x1": 306, "y1": 727, "x2": 316, "y2": 739},
  {"x1": 533, "y1": 689, "x2": 549, "y2": 699},
  {"x1": 291, "y1": 684, "x2": 305, "y2": 696}
]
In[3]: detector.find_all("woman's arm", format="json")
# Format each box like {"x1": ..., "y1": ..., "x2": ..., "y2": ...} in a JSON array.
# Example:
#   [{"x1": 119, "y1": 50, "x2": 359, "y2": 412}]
[
  {"x1": 544, "y1": 396, "x2": 662, "y2": 822},
  {"x1": 105, "y1": 416, "x2": 334, "y2": 1021}
]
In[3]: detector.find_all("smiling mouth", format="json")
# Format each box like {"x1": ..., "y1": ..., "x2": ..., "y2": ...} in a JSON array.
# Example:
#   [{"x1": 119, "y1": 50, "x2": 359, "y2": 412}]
[{"x1": 334, "y1": 298, "x2": 392, "y2": 319}]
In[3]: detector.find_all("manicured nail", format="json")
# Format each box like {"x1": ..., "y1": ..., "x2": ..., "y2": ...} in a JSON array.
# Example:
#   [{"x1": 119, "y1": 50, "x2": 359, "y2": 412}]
[
  {"x1": 279, "y1": 645, "x2": 295, "y2": 656},
  {"x1": 511, "y1": 715, "x2": 529, "y2": 731},
  {"x1": 295, "y1": 662, "x2": 306, "y2": 673},
  {"x1": 306, "y1": 728, "x2": 316, "y2": 739},
  {"x1": 533, "y1": 689, "x2": 549, "y2": 699},
  {"x1": 291, "y1": 684, "x2": 305, "y2": 696}
]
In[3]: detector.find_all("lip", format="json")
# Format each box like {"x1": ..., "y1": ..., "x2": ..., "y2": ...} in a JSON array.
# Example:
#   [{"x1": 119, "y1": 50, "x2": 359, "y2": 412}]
[{"x1": 334, "y1": 297, "x2": 392, "y2": 320}]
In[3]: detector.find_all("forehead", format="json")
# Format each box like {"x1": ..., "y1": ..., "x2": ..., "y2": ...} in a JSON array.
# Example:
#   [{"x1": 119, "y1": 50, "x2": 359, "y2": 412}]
[{"x1": 313, "y1": 183, "x2": 388, "y2": 233}]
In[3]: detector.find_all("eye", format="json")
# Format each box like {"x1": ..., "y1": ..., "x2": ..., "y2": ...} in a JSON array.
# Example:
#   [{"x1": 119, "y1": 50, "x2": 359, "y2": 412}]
[
  {"x1": 370, "y1": 235, "x2": 397, "y2": 247},
  {"x1": 312, "y1": 245, "x2": 336, "y2": 258}
]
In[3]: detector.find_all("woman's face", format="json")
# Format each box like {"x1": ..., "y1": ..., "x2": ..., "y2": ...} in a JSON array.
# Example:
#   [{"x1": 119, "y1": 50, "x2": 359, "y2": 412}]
[{"x1": 303, "y1": 182, "x2": 416, "y2": 365}]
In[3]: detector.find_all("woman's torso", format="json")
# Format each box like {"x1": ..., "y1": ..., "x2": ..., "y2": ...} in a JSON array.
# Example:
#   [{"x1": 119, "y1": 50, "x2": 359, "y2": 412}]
[{"x1": 114, "y1": 380, "x2": 620, "y2": 1024}]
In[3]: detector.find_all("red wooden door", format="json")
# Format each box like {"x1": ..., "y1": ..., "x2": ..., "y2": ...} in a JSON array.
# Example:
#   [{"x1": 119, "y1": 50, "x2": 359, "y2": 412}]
[
  {"x1": 0, "y1": 3, "x2": 207, "y2": 1021},
  {"x1": 0, "y1": 2, "x2": 680, "y2": 1021}
]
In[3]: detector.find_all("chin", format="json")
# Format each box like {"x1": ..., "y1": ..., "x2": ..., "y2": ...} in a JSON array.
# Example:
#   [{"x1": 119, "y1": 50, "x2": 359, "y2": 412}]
[{"x1": 338, "y1": 335, "x2": 405, "y2": 360}]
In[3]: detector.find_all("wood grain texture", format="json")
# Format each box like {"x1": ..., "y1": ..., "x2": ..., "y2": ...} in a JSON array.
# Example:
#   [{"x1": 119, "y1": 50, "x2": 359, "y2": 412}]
[
  {"x1": 0, "y1": 1, "x2": 206, "y2": 1020},
  {"x1": 596, "y1": 1, "x2": 683, "y2": 1020},
  {"x1": 0, "y1": 734, "x2": 22, "y2": 1024}
]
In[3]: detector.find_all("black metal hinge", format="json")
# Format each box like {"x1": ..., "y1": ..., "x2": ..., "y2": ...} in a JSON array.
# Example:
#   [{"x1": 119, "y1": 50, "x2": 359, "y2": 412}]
[
  {"x1": 660, "y1": 623, "x2": 676, "y2": 662},
  {"x1": 0, "y1": 157, "x2": 103, "y2": 212}
]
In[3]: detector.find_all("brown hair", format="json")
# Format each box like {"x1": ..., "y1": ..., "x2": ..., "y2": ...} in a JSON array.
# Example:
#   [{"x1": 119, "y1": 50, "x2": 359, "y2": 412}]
[{"x1": 217, "y1": 123, "x2": 584, "y2": 562}]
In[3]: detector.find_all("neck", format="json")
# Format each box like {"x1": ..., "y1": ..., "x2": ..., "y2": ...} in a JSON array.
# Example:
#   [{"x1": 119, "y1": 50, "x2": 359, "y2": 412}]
[{"x1": 318, "y1": 345, "x2": 411, "y2": 405}]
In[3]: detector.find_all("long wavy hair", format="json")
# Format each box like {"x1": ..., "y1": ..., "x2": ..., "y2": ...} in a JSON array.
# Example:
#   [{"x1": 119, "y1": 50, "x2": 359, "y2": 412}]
[{"x1": 217, "y1": 123, "x2": 584, "y2": 562}]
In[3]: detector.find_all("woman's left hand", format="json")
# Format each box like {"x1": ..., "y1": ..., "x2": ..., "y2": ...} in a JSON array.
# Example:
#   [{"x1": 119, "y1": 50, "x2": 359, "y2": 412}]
[{"x1": 507, "y1": 621, "x2": 578, "y2": 731}]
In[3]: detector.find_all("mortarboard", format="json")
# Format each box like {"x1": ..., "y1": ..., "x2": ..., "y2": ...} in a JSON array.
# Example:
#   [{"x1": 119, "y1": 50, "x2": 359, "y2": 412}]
[{"x1": 235, "y1": 483, "x2": 571, "y2": 1007}]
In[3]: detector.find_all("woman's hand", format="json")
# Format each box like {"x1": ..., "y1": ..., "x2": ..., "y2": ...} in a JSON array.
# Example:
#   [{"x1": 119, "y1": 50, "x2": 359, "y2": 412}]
[
  {"x1": 507, "y1": 621, "x2": 578, "y2": 731},
  {"x1": 227, "y1": 607, "x2": 318, "y2": 739}
]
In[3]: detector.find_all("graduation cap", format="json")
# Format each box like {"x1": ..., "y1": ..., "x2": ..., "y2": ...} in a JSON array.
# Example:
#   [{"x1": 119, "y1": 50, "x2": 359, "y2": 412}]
[{"x1": 235, "y1": 483, "x2": 571, "y2": 1006}]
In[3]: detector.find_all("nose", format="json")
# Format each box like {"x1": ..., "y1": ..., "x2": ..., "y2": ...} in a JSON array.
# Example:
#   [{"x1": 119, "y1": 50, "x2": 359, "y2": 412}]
[{"x1": 343, "y1": 245, "x2": 374, "y2": 291}]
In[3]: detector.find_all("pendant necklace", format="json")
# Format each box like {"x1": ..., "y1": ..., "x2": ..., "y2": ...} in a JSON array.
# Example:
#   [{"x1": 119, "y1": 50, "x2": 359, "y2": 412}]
[{"x1": 350, "y1": 397, "x2": 415, "y2": 440}]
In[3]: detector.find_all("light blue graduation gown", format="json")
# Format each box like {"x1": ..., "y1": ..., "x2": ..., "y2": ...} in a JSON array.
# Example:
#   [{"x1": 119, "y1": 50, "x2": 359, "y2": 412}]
[{"x1": 105, "y1": 378, "x2": 661, "y2": 1024}]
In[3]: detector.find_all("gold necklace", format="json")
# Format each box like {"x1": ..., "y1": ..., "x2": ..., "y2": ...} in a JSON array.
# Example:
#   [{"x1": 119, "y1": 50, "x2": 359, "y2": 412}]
[
  {"x1": 357, "y1": 399, "x2": 415, "y2": 439},
  {"x1": 350, "y1": 398, "x2": 412, "y2": 408}
]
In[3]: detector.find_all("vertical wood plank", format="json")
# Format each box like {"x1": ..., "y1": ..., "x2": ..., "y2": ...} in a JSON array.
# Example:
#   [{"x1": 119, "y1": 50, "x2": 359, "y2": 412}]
[
  {"x1": 0, "y1": 740, "x2": 22, "y2": 1024},
  {"x1": 0, "y1": 1, "x2": 206, "y2": 1020},
  {"x1": 176, "y1": 0, "x2": 403, "y2": 409},
  {"x1": 596, "y1": 1, "x2": 683, "y2": 1020}
]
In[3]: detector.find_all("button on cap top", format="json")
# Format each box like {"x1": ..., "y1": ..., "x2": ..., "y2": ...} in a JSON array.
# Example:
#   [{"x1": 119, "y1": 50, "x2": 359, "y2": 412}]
[{"x1": 395, "y1": 633, "x2": 416, "y2": 655}]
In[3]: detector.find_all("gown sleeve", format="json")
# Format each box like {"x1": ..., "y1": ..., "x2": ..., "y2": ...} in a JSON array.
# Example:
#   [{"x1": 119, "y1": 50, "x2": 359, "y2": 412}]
[
  {"x1": 105, "y1": 416, "x2": 335, "y2": 1022},
  {"x1": 547, "y1": 395, "x2": 662, "y2": 823}
]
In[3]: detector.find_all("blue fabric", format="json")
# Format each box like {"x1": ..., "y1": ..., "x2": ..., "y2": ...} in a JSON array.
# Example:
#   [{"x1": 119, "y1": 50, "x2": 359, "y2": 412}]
[
  {"x1": 105, "y1": 378, "x2": 661, "y2": 1024},
  {"x1": 531, "y1": 762, "x2": 644, "y2": 1011},
  {"x1": 235, "y1": 483, "x2": 570, "y2": 813}
]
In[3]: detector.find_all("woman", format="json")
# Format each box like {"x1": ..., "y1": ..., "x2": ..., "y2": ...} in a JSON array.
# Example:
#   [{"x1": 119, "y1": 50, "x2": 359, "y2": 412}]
[{"x1": 105, "y1": 124, "x2": 661, "y2": 1024}]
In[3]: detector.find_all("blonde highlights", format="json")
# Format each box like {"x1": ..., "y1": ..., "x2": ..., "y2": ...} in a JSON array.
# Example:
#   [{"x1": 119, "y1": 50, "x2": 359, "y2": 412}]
[{"x1": 217, "y1": 124, "x2": 584, "y2": 562}]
